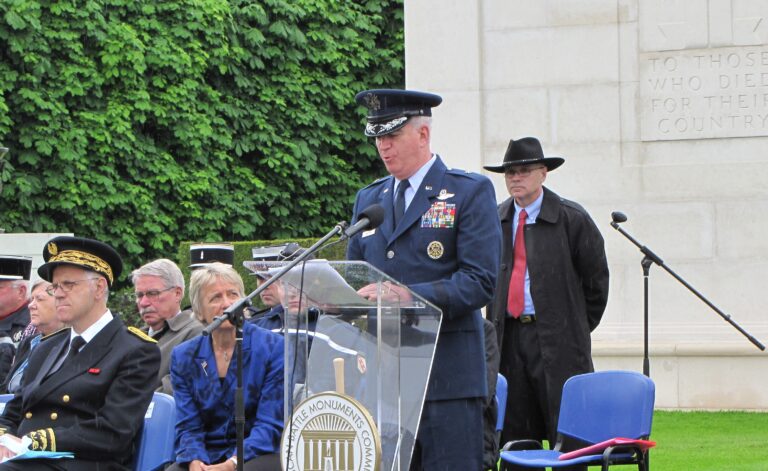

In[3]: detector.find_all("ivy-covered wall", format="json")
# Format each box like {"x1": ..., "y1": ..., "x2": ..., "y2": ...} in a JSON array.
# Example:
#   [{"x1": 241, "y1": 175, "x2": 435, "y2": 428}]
[{"x1": 0, "y1": 0, "x2": 404, "y2": 296}]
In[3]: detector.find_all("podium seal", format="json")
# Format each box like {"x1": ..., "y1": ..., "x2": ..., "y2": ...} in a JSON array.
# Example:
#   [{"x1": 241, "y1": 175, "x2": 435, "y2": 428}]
[{"x1": 281, "y1": 391, "x2": 381, "y2": 471}]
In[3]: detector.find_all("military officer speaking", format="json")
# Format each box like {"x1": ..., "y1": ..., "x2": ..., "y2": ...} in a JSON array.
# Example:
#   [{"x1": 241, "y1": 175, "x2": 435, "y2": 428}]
[
  {"x1": 0, "y1": 236, "x2": 160, "y2": 470},
  {"x1": 348, "y1": 89, "x2": 502, "y2": 470}
]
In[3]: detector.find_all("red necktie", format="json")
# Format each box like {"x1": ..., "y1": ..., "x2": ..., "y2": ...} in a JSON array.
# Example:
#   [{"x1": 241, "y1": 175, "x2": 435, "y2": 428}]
[{"x1": 507, "y1": 209, "x2": 527, "y2": 318}]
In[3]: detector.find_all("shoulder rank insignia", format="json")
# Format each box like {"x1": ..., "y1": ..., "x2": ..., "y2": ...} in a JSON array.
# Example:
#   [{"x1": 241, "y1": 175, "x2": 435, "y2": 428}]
[
  {"x1": 128, "y1": 326, "x2": 157, "y2": 343},
  {"x1": 41, "y1": 328, "x2": 69, "y2": 341}
]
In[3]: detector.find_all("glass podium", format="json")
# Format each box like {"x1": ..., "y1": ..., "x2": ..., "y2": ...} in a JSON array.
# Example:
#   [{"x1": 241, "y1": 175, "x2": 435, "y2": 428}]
[{"x1": 243, "y1": 259, "x2": 442, "y2": 471}]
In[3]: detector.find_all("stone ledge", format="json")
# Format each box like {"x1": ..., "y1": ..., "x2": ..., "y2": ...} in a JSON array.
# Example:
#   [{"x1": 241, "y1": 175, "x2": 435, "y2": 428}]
[{"x1": 593, "y1": 342, "x2": 767, "y2": 356}]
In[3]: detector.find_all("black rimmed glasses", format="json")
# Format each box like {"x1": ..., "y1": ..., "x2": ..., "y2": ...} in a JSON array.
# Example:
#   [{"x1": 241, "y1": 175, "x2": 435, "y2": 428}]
[
  {"x1": 504, "y1": 165, "x2": 546, "y2": 177},
  {"x1": 46, "y1": 278, "x2": 99, "y2": 295},
  {"x1": 134, "y1": 286, "x2": 175, "y2": 302}
]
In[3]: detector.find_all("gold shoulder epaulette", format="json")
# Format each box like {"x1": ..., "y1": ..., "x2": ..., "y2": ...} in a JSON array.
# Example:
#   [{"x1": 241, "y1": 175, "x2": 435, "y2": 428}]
[
  {"x1": 41, "y1": 328, "x2": 69, "y2": 341},
  {"x1": 127, "y1": 326, "x2": 157, "y2": 343}
]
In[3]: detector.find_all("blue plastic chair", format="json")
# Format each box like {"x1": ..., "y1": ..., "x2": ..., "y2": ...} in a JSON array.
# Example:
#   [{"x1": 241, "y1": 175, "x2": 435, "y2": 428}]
[
  {"x1": 500, "y1": 370, "x2": 655, "y2": 471},
  {"x1": 495, "y1": 373, "x2": 508, "y2": 438},
  {"x1": 134, "y1": 392, "x2": 176, "y2": 471}
]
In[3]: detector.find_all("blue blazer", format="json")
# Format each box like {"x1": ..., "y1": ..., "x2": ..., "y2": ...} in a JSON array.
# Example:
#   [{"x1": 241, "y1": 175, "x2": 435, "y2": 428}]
[
  {"x1": 347, "y1": 157, "x2": 501, "y2": 400},
  {"x1": 170, "y1": 323, "x2": 284, "y2": 464}
]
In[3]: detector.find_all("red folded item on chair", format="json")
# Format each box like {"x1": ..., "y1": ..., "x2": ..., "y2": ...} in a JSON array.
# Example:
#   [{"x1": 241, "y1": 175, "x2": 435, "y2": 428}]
[{"x1": 559, "y1": 437, "x2": 656, "y2": 460}]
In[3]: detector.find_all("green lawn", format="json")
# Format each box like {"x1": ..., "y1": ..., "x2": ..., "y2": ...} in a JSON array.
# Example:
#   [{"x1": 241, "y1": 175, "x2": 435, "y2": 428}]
[{"x1": 650, "y1": 410, "x2": 768, "y2": 470}]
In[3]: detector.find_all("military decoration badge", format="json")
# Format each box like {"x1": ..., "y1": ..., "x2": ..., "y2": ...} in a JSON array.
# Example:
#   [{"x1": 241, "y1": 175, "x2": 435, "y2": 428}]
[
  {"x1": 427, "y1": 241, "x2": 444, "y2": 260},
  {"x1": 421, "y1": 201, "x2": 456, "y2": 229}
]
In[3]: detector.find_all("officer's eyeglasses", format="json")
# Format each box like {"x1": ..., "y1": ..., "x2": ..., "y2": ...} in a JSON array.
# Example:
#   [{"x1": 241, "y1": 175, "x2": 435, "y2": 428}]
[
  {"x1": 504, "y1": 166, "x2": 545, "y2": 177},
  {"x1": 46, "y1": 278, "x2": 99, "y2": 295},
  {"x1": 134, "y1": 287, "x2": 175, "y2": 301}
]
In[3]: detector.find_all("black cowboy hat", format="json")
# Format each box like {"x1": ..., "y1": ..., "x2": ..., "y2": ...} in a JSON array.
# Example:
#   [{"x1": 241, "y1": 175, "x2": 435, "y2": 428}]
[{"x1": 484, "y1": 137, "x2": 564, "y2": 173}]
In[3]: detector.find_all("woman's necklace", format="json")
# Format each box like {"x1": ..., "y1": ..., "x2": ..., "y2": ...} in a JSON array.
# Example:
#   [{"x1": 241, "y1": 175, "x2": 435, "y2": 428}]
[{"x1": 215, "y1": 346, "x2": 231, "y2": 362}]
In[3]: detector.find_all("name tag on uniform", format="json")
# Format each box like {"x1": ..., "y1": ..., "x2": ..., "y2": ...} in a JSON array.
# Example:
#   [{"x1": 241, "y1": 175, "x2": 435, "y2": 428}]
[
  {"x1": 421, "y1": 202, "x2": 456, "y2": 229},
  {"x1": 362, "y1": 229, "x2": 376, "y2": 238}
]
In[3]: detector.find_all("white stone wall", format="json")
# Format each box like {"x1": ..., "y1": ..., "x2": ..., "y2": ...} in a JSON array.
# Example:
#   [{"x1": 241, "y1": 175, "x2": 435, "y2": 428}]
[{"x1": 406, "y1": 0, "x2": 768, "y2": 410}]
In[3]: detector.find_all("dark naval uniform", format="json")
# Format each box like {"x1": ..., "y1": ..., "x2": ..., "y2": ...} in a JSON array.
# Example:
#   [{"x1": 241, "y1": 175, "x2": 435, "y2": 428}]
[
  {"x1": 0, "y1": 304, "x2": 30, "y2": 384},
  {"x1": 0, "y1": 317, "x2": 160, "y2": 470},
  {"x1": 347, "y1": 156, "x2": 501, "y2": 469}
]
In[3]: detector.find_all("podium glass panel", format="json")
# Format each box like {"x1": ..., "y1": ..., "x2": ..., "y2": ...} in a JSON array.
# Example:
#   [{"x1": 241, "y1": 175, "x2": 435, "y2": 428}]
[{"x1": 243, "y1": 260, "x2": 442, "y2": 471}]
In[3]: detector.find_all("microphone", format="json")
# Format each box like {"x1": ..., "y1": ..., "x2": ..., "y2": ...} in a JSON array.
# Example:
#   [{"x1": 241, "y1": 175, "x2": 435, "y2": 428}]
[
  {"x1": 343, "y1": 204, "x2": 385, "y2": 238},
  {"x1": 611, "y1": 211, "x2": 627, "y2": 223}
]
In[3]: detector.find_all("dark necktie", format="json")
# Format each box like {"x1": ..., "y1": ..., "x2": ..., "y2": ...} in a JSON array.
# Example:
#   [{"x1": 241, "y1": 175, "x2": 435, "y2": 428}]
[
  {"x1": 394, "y1": 179, "x2": 410, "y2": 226},
  {"x1": 67, "y1": 336, "x2": 86, "y2": 360},
  {"x1": 507, "y1": 209, "x2": 528, "y2": 318}
]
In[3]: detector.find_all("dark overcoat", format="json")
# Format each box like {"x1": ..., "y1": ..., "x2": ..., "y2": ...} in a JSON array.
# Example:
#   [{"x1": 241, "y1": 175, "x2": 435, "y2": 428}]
[{"x1": 489, "y1": 187, "x2": 609, "y2": 424}]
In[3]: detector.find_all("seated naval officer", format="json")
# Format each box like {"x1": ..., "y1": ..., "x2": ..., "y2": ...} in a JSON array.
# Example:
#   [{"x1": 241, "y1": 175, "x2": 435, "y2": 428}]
[
  {"x1": 0, "y1": 256, "x2": 33, "y2": 384},
  {"x1": 246, "y1": 242, "x2": 307, "y2": 331},
  {"x1": 0, "y1": 236, "x2": 161, "y2": 471}
]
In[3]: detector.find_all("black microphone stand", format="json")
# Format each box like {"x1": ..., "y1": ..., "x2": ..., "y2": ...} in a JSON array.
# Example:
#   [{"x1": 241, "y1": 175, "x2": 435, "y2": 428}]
[
  {"x1": 610, "y1": 212, "x2": 765, "y2": 378},
  {"x1": 202, "y1": 220, "x2": 349, "y2": 471}
]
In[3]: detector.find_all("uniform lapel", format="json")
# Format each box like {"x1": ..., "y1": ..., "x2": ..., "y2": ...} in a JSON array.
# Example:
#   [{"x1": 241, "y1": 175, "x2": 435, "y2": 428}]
[
  {"x1": 390, "y1": 157, "x2": 446, "y2": 242},
  {"x1": 27, "y1": 319, "x2": 120, "y2": 407},
  {"x1": 25, "y1": 331, "x2": 70, "y2": 397},
  {"x1": 374, "y1": 177, "x2": 395, "y2": 240}
]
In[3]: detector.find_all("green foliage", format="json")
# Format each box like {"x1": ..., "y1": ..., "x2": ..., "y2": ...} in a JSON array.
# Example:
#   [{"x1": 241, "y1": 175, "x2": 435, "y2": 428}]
[
  {"x1": 0, "y1": 0, "x2": 403, "y2": 284},
  {"x1": 110, "y1": 237, "x2": 348, "y2": 327}
]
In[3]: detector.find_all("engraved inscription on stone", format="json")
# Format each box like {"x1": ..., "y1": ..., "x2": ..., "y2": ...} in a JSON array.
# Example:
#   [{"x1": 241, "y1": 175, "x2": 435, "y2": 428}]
[{"x1": 640, "y1": 45, "x2": 768, "y2": 141}]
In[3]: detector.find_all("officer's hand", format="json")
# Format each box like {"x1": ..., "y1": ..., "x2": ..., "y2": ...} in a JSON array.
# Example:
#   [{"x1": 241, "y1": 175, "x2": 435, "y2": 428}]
[
  {"x1": 189, "y1": 459, "x2": 207, "y2": 471},
  {"x1": 203, "y1": 461, "x2": 236, "y2": 471},
  {"x1": 0, "y1": 434, "x2": 22, "y2": 460},
  {"x1": 358, "y1": 282, "x2": 413, "y2": 304}
]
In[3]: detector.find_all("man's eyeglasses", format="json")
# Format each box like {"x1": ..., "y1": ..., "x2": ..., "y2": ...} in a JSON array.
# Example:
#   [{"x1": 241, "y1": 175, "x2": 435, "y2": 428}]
[
  {"x1": 504, "y1": 165, "x2": 545, "y2": 177},
  {"x1": 134, "y1": 287, "x2": 175, "y2": 301},
  {"x1": 46, "y1": 278, "x2": 99, "y2": 296}
]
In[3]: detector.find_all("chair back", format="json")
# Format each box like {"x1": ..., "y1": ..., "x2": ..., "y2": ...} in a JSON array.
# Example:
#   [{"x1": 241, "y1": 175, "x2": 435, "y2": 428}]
[
  {"x1": 0, "y1": 394, "x2": 13, "y2": 414},
  {"x1": 134, "y1": 392, "x2": 176, "y2": 471},
  {"x1": 557, "y1": 370, "x2": 655, "y2": 444},
  {"x1": 495, "y1": 373, "x2": 508, "y2": 432}
]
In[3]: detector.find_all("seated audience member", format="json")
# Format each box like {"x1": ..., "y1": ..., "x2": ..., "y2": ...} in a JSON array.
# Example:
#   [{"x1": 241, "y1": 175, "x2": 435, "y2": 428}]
[
  {"x1": 0, "y1": 256, "x2": 33, "y2": 383},
  {"x1": 246, "y1": 243, "x2": 306, "y2": 331},
  {"x1": 0, "y1": 236, "x2": 160, "y2": 470},
  {"x1": 2, "y1": 279, "x2": 65, "y2": 394},
  {"x1": 169, "y1": 263, "x2": 284, "y2": 471},
  {"x1": 132, "y1": 258, "x2": 204, "y2": 395}
]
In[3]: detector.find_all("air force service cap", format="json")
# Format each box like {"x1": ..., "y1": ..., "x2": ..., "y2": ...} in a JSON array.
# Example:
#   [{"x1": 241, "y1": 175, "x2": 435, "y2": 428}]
[
  {"x1": 355, "y1": 89, "x2": 442, "y2": 137},
  {"x1": 0, "y1": 256, "x2": 33, "y2": 281},
  {"x1": 38, "y1": 236, "x2": 123, "y2": 286}
]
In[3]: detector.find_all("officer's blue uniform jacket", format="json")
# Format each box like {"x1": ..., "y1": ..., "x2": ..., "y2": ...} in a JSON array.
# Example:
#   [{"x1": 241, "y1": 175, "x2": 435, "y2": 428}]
[
  {"x1": 347, "y1": 156, "x2": 501, "y2": 401},
  {"x1": 249, "y1": 305, "x2": 284, "y2": 332},
  {"x1": 170, "y1": 323, "x2": 284, "y2": 465}
]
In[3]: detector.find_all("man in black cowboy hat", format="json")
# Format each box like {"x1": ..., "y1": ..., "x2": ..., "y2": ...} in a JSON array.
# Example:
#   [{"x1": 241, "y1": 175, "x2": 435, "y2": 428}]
[
  {"x1": 0, "y1": 236, "x2": 160, "y2": 471},
  {"x1": 485, "y1": 137, "x2": 609, "y2": 467},
  {"x1": 348, "y1": 89, "x2": 501, "y2": 470}
]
